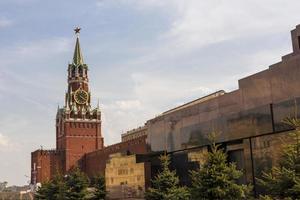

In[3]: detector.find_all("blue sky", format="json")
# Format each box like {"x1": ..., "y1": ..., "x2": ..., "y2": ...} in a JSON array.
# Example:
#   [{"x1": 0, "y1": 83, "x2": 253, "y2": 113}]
[{"x1": 0, "y1": 0, "x2": 300, "y2": 185}]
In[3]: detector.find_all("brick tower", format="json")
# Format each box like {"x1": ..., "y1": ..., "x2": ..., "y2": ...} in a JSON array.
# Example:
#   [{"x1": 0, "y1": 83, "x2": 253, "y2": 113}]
[
  {"x1": 31, "y1": 28, "x2": 104, "y2": 184},
  {"x1": 56, "y1": 27, "x2": 104, "y2": 171}
]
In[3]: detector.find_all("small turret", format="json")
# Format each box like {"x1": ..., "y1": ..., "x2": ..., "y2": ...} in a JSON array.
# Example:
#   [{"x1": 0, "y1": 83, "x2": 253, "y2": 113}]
[
  {"x1": 72, "y1": 103, "x2": 78, "y2": 115},
  {"x1": 65, "y1": 98, "x2": 70, "y2": 112},
  {"x1": 97, "y1": 99, "x2": 100, "y2": 110}
]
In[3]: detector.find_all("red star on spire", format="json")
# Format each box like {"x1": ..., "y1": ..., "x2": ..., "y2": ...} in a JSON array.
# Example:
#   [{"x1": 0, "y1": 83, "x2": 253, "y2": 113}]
[{"x1": 74, "y1": 27, "x2": 81, "y2": 34}]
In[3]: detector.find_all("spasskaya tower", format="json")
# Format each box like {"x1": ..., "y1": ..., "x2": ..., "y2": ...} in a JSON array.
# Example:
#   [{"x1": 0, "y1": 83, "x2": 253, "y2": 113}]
[
  {"x1": 31, "y1": 28, "x2": 104, "y2": 184},
  {"x1": 56, "y1": 27, "x2": 104, "y2": 171}
]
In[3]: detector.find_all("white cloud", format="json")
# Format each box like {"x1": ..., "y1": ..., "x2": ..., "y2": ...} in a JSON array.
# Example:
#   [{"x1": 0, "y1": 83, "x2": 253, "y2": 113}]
[
  {"x1": 189, "y1": 86, "x2": 213, "y2": 94},
  {"x1": 115, "y1": 100, "x2": 142, "y2": 110},
  {"x1": 96, "y1": 0, "x2": 169, "y2": 9},
  {"x1": 101, "y1": 71, "x2": 218, "y2": 144},
  {"x1": 14, "y1": 38, "x2": 71, "y2": 61},
  {"x1": 95, "y1": 0, "x2": 104, "y2": 7},
  {"x1": 0, "y1": 134, "x2": 9, "y2": 147},
  {"x1": 124, "y1": 0, "x2": 170, "y2": 9},
  {"x1": 131, "y1": 72, "x2": 219, "y2": 105},
  {"x1": 0, "y1": 37, "x2": 72, "y2": 69},
  {"x1": 0, "y1": 18, "x2": 13, "y2": 28},
  {"x1": 123, "y1": 0, "x2": 300, "y2": 52},
  {"x1": 101, "y1": 99, "x2": 144, "y2": 144},
  {"x1": 102, "y1": 100, "x2": 143, "y2": 111},
  {"x1": 0, "y1": 37, "x2": 73, "y2": 116},
  {"x1": 0, "y1": 133, "x2": 17, "y2": 152}
]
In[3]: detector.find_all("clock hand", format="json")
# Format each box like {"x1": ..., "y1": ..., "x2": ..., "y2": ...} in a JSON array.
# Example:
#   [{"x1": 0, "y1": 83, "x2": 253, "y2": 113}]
[{"x1": 79, "y1": 94, "x2": 86, "y2": 102}]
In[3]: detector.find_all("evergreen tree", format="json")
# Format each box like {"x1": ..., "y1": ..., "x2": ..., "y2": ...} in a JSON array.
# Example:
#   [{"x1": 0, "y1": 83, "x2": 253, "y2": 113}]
[
  {"x1": 89, "y1": 175, "x2": 106, "y2": 200},
  {"x1": 35, "y1": 173, "x2": 68, "y2": 200},
  {"x1": 65, "y1": 167, "x2": 89, "y2": 200},
  {"x1": 52, "y1": 173, "x2": 68, "y2": 200},
  {"x1": 258, "y1": 195, "x2": 274, "y2": 200},
  {"x1": 34, "y1": 168, "x2": 92, "y2": 200},
  {"x1": 35, "y1": 181, "x2": 53, "y2": 200},
  {"x1": 145, "y1": 153, "x2": 190, "y2": 200},
  {"x1": 190, "y1": 134, "x2": 251, "y2": 200},
  {"x1": 257, "y1": 116, "x2": 300, "y2": 200}
]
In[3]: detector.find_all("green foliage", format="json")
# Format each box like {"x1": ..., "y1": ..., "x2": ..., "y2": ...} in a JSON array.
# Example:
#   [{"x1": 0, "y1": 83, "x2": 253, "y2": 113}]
[
  {"x1": 65, "y1": 167, "x2": 89, "y2": 200},
  {"x1": 145, "y1": 153, "x2": 190, "y2": 200},
  {"x1": 35, "y1": 173, "x2": 68, "y2": 200},
  {"x1": 257, "y1": 166, "x2": 300, "y2": 199},
  {"x1": 34, "y1": 167, "x2": 101, "y2": 200},
  {"x1": 52, "y1": 173, "x2": 68, "y2": 200},
  {"x1": 257, "y1": 117, "x2": 300, "y2": 200},
  {"x1": 259, "y1": 195, "x2": 274, "y2": 200},
  {"x1": 35, "y1": 181, "x2": 53, "y2": 200},
  {"x1": 190, "y1": 133, "x2": 251, "y2": 200},
  {"x1": 89, "y1": 175, "x2": 106, "y2": 200}
]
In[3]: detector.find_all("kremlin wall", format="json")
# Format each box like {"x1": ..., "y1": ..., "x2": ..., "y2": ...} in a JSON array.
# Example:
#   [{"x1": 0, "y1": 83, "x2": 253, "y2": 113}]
[{"x1": 32, "y1": 24, "x2": 300, "y2": 198}]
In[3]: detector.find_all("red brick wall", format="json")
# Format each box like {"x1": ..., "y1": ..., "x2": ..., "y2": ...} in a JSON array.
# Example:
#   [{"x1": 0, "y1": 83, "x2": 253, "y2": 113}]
[
  {"x1": 31, "y1": 150, "x2": 63, "y2": 184},
  {"x1": 82, "y1": 136, "x2": 149, "y2": 177},
  {"x1": 55, "y1": 117, "x2": 104, "y2": 171},
  {"x1": 61, "y1": 121, "x2": 103, "y2": 171}
]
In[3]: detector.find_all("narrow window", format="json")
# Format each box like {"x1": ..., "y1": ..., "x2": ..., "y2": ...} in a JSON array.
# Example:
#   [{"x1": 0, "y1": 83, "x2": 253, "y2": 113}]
[
  {"x1": 79, "y1": 67, "x2": 83, "y2": 76},
  {"x1": 72, "y1": 68, "x2": 75, "y2": 77}
]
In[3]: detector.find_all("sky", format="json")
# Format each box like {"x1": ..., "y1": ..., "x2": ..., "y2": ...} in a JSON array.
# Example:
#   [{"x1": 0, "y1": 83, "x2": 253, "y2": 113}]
[{"x1": 0, "y1": 0, "x2": 300, "y2": 186}]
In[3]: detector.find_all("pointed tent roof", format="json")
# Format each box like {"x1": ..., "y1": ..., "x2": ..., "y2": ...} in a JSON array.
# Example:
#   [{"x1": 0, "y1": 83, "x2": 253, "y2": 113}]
[{"x1": 72, "y1": 34, "x2": 84, "y2": 65}]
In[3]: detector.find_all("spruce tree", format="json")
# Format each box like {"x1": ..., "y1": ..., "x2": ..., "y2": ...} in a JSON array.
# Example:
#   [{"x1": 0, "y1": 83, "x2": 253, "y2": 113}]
[
  {"x1": 65, "y1": 167, "x2": 89, "y2": 200},
  {"x1": 145, "y1": 153, "x2": 190, "y2": 200},
  {"x1": 35, "y1": 181, "x2": 53, "y2": 200},
  {"x1": 257, "y1": 116, "x2": 300, "y2": 200},
  {"x1": 190, "y1": 134, "x2": 251, "y2": 200},
  {"x1": 35, "y1": 168, "x2": 91, "y2": 200},
  {"x1": 35, "y1": 173, "x2": 68, "y2": 200},
  {"x1": 89, "y1": 175, "x2": 106, "y2": 200},
  {"x1": 52, "y1": 173, "x2": 68, "y2": 200}
]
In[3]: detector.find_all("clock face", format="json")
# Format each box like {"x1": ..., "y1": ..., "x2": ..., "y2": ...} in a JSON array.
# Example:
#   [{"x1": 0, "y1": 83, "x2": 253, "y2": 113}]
[{"x1": 74, "y1": 89, "x2": 88, "y2": 104}]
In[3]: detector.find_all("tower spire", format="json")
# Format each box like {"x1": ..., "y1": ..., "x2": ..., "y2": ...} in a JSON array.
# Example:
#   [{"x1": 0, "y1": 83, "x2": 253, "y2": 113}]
[{"x1": 73, "y1": 27, "x2": 84, "y2": 65}]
